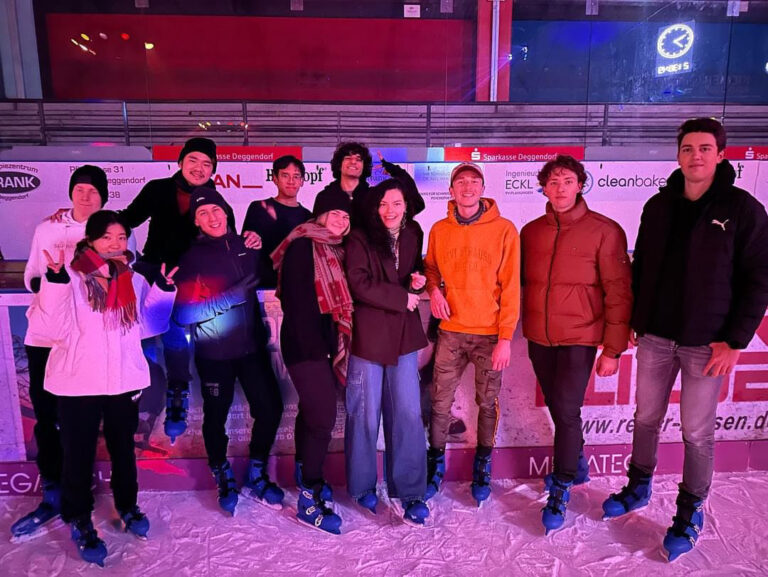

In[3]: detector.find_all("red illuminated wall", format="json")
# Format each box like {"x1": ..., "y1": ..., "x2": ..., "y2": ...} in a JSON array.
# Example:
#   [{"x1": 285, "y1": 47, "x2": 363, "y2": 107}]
[{"x1": 46, "y1": 14, "x2": 475, "y2": 101}]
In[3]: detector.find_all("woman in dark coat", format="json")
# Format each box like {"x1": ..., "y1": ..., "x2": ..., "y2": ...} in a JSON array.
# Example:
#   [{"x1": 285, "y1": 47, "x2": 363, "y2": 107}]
[
  {"x1": 272, "y1": 195, "x2": 353, "y2": 535},
  {"x1": 344, "y1": 178, "x2": 430, "y2": 526}
]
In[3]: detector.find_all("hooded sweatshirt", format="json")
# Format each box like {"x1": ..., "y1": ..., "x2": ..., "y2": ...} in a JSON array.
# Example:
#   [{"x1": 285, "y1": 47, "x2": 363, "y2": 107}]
[{"x1": 424, "y1": 198, "x2": 520, "y2": 340}]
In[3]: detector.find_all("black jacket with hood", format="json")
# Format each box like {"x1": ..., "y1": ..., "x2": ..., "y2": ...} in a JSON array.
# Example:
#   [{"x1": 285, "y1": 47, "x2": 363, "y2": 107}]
[
  {"x1": 631, "y1": 160, "x2": 768, "y2": 348},
  {"x1": 173, "y1": 231, "x2": 265, "y2": 360},
  {"x1": 122, "y1": 171, "x2": 236, "y2": 267}
]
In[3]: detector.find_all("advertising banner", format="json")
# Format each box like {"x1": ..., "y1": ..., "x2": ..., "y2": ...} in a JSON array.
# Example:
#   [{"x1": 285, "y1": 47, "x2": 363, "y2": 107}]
[{"x1": 3, "y1": 157, "x2": 767, "y2": 470}]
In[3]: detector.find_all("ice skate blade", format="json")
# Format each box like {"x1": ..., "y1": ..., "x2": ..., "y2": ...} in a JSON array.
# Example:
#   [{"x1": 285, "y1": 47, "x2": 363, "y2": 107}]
[
  {"x1": 663, "y1": 547, "x2": 688, "y2": 563},
  {"x1": 241, "y1": 491, "x2": 284, "y2": 511},
  {"x1": 544, "y1": 524, "x2": 565, "y2": 536},
  {"x1": 402, "y1": 516, "x2": 428, "y2": 528},
  {"x1": 10, "y1": 517, "x2": 64, "y2": 544},
  {"x1": 602, "y1": 503, "x2": 649, "y2": 521},
  {"x1": 295, "y1": 515, "x2": 341, "y2": 536}
]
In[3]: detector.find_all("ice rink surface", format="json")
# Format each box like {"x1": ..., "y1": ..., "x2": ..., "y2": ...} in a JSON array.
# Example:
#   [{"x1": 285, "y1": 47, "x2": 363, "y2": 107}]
[{"x1": 1, "y1": 471, "x2": 766, "y2": 577}]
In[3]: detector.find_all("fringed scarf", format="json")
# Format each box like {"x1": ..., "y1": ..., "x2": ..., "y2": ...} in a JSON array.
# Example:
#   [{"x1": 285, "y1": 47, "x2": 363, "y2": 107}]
[
  {"x1": 71, "y1": 246, "x2": 137, "y2": 332},
  {"x1": 272, "y1": 222, "x2": 353, "y2": 385}
]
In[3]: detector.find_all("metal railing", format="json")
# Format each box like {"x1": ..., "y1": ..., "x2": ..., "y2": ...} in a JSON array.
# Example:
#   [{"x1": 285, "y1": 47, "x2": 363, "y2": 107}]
[{"x1": 1, "y1": 100, "x2": 767, "y2": 148}]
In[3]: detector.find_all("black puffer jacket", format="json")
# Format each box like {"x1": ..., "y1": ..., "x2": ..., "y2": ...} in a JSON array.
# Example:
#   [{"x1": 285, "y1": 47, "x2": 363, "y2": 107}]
[
  {"x1": 632, "y1": 160, "x2": 768, "y2": 348},
  {"x1": 122, "y1": 172, "x2": 236, "y2": 267},
  {"x1": 173, "y1": 231, "x2": 265, "y2": 360}
]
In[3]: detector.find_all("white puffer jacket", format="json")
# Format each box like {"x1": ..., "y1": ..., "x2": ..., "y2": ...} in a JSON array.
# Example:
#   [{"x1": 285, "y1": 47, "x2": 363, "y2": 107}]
[
  {"x1": 36, "y1": 269, "x2": 175, "y2": 397},
  {"x1": 24, "y1": 210, "x2": 137, "y2": 347}
]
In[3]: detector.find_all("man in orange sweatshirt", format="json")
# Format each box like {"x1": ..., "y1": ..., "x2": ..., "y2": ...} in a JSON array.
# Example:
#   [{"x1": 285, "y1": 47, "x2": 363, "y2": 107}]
[{"x1": 423, "y1": 162, "x2": 520, "y2": 507}]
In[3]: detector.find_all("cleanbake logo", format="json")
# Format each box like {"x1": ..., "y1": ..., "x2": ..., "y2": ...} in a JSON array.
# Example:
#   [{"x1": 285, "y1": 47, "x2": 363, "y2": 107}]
[
  {"x1": 597, "y1": 173, "x2": 667, "y2": 189},
  {"x1": 0, "y1": 164, "x2": 41, "y2": 200}
]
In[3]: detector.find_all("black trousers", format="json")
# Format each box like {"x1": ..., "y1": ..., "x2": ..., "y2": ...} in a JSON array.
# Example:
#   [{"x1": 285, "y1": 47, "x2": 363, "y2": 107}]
[
  {"x1": 195, "y1": 350, "x2": 284, "y2": 468},
  {"x1": 287, "y1": 360, "x2": 338, "y2": 485},
  {"x1": 528, "y1": 341, "x2": 597, "y2": 482},
  {"x1": 58, "y1": 391, "x2": 140, "y2": 522},
  {"x1": 25, "y1": 346, "x2": 62, "y2": 483}
]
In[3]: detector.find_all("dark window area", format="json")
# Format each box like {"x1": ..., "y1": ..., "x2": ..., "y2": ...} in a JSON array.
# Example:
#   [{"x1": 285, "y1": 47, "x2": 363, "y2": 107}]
[{"x1": 509, "y1": 20, "x2": 768, "y2": 104}]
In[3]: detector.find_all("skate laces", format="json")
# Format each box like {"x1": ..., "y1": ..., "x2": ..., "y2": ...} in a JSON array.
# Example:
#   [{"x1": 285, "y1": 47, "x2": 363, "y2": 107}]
[
  {"x1": 473, "y1": 457, "x2": 491, "y2": 486},
  {"x1": 252, "y1": 472, "x2": 279, "y2": 496},
  {"x1": 167, "y1": 390, "x2": 189, "y2": 419},
  {"x1": 612, "y1": 480, "x2": 648, "y2": 505},
  {"x1": 214, "y1": 469, "x2": 237, "y2": 497},
  {"x1": 544, "y1": 485, "x2": 570, "y2": 514}
]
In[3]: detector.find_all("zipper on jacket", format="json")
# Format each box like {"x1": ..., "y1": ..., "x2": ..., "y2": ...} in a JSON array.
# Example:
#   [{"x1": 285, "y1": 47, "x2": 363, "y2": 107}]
[{"x1": 544, "y1": 214, "x2": 560, "y2": 346}]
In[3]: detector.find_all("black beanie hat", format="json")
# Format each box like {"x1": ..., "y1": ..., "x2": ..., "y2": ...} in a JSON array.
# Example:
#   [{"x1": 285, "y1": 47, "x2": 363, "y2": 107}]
[
  {"x1": 69, "y1": 165, "x2": 109, "y2": 207},
  {"x1": 189, "y1": 186, "x2": 230, "y2": 220},
  {"x1": 178, "y1": 137, "x2": 217, "y2": 172},
  {"x1": 312, "y1": 192, "x2": 352, "y2": 218}
]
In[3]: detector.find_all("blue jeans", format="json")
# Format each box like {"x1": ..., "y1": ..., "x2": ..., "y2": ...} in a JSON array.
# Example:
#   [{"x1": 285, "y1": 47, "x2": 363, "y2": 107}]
[
  {"x1": 631, "y1": 334, "x2": 724, "y2": 498},
  {"x1": 345, "y1": 352, "x2": 427, "y2": 502}
]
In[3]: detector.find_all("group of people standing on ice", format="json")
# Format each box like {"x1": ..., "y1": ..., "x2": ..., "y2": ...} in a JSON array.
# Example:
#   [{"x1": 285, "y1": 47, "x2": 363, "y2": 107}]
[{"x1": 10, "y1": 117, "x2": 768, "y2": 566}]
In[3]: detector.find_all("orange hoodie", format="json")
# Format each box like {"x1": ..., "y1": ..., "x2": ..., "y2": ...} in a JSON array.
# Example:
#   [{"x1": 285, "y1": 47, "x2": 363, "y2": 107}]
[{"x1": 424, "y1": 198, "x2": 520, "y2": 339}]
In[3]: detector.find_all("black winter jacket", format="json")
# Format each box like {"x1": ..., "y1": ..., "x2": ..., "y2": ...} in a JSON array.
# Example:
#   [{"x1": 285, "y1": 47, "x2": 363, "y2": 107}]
[
  {"x1": 278, "y1": 237, "x2": 337, "y2": 366},
  {"x1": 173, "y1": 231, "x2": 265, "y2": 360},
  {"x1": 632, "y1": 160, "x2": 768, "y2": 348},
  {"x1": 122, "y1": 172, "x2": 236, "y2": 267},
  {"x1": 312, "y1": 160, "x2": 425, "y2": 225},
  {"x1": 345, "y1": 222, "x2": 428, "y2": 366}
]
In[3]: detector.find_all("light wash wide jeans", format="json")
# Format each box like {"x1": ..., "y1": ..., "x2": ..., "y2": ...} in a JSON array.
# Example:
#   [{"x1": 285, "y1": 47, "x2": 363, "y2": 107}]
[{"x1": 345, "y1": 352, "x2": 427, "y2": 502}]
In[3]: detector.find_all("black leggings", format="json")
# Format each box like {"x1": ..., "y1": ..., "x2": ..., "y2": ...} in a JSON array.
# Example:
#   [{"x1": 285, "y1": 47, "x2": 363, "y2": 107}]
[
  {"x1": 287, "y1": 360, "x2": 338, "y2": 486},
  {"x1": 195, "y1": 351, "x2": 284, "y2": 468}
]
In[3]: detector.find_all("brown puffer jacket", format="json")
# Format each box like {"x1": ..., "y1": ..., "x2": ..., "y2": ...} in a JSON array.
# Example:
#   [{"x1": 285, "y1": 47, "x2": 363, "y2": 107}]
[{"x1": 521, "y1": 196, "x2": 632, "y2": 357}]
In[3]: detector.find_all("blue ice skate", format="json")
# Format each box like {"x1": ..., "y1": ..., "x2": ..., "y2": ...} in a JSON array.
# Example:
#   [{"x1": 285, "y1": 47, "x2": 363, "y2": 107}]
[
  {"x1": 356, "y1": 491, "x2": 378, "y2": 514},
  {"x1": 70, "y1": 517, "x2": 108, "y2": 567},
  {"x1": 10, "y1": 479, "x2": 62, "y2": 543},
  {"x1": 544, "y1": 451, "x2": 590, "y2": 491},
  {"x1": 163, "y1": 385, "x2": 189, "y2": 444},
  {"x1": 294, "y1": 461, "x2": 333, "y2": 502},
  {"x1": 243, "y1": 459, "x2": 284, "y2": 509},
  {"x1": 403, "y1": 500, "x2": 430, "y2": 527},
  {"x1": 663, "y1": 488, "x2": 704, "y2": 562},
  {"x1": 297, "y1": 484, "x2": 342, "y2": 535},
  {"x1": 471, "y1": 453, "x2": 492, "y2": 506},
  {"x1": 211, "y1": 461, "x2": 239, "y2": 515},
  {"x1": 602, "y1": 468, "x2": 652, "y2": 519},
  {"x1": 542, "y1": 477, "x2": 573, "y2": 535},
  {"x1": 424, "y1": 448, "x2": 445, "y2": 501},
  {"x1": 119, "y1": 505, "x2": 150, "y2": 539}
]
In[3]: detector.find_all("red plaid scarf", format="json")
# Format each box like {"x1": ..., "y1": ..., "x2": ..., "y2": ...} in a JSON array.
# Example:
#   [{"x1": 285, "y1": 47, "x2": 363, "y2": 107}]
[
  {"x1": 71, "y1": 247, "x2": 137, "y2": 332},
  {"x1": 272, "y1": 222, "x2": 353, "y2": 385}
]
